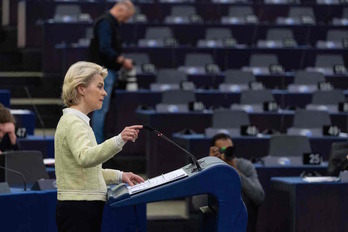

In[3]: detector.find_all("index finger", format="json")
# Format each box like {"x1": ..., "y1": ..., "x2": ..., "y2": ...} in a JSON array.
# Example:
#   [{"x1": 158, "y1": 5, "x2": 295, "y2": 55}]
[
  {"x1": 128, "y1": 125, "x2": 143, "y2": 129},
  {"x1": 134, "y1": 175, "x2": 145, "y2": 183}
]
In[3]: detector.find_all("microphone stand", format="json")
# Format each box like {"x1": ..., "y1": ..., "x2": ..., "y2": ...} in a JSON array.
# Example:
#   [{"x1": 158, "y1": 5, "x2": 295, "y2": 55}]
[{"x1": 24, "y1": 86, "x2": 46, "y2": 139}]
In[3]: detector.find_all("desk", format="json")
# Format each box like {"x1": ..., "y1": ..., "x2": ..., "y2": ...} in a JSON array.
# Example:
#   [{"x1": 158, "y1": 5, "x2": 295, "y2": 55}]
[
  {"x1": 0, "y1": 189, "x2": 146, "y2": 232},
  {"x1": 103, "y1": 90, "x2": 348, "y2": 175},
  {"x1": 113, "y1": 90, "x2": 348, "y2": 135},
  {"x1": 173, "y1": 134, "x2": 347, "y2": 161},
  {"x1": 255, "y1": 165, "x2": 328, "y2": 232},
  {"x1": 270, "y1": 177, "x2": 348, "y2": 232}
]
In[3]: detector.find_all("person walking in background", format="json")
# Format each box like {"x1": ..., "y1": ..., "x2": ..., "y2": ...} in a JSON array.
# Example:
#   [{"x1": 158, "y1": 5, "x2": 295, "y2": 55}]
[
  {"x1": 55, "y1": 61, "x2": 144, "y2": 232},
  {"x1": 0, "y1": 103, "x2": 19, "y2": 153},
  {"x1": 89, "y1": 0, "x2": 135, "y2": 143}
]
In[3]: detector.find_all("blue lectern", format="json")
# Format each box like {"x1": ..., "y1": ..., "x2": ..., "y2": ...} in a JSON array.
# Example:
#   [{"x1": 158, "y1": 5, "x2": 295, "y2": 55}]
[{"x1": 108, "y1": 156, "x2": 248, "y2": 232}]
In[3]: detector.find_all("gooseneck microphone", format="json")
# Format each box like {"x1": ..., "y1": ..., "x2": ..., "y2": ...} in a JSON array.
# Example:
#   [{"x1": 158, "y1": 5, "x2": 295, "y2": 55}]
[
  {"x1": 24, "y1": 86, "x2": 46, "y2": 138},
  {"x1": 0, "y1": 165, "x2": 27, "y2": 191},
  {"x1": 143, "y1": 125, "x2": 202, "y2": 172}
]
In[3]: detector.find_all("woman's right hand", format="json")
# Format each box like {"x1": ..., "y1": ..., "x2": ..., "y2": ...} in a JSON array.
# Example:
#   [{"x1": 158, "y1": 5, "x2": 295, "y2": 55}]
[{"x1": 120, "y1": 125, "x2": 143, "y2": 142}]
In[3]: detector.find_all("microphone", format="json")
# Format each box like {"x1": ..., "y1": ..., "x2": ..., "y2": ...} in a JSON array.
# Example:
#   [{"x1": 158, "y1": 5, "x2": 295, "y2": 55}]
[
  {"x1": 0, "y1": 165, "x2": 27, "y2": 191},
  {"x1": 24, "y1": 86, "x2": 46, "y2": 138},
  {"x1": 143, "y1": 125, "x2": 202, "y2": 172}
]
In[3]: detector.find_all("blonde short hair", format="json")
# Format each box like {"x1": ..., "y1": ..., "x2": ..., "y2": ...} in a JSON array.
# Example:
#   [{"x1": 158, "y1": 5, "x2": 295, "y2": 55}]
[{"x1": 61, "y1": 61, "x2": 108, "y2": 107}]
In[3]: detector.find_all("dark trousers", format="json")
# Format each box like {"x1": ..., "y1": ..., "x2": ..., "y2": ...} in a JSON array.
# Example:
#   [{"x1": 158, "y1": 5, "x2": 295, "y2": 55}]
[{"x1": 56, "y1": 200, "x2": 105, "y2": 232}]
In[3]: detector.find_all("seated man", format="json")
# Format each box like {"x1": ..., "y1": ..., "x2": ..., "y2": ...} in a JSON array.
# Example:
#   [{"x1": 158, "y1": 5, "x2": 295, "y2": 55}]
[
  {"x1": 0, "y1": 103, "x2": 19, "y2": 153},
  {"x1": 194, "y1": 133, "x2": 265, "y2": 232}
]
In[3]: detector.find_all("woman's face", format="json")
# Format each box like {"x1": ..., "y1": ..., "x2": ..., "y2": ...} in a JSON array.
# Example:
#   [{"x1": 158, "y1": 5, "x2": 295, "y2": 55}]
[{"x1": 82, "y1": 74, "x2": 107, "y2": 113}]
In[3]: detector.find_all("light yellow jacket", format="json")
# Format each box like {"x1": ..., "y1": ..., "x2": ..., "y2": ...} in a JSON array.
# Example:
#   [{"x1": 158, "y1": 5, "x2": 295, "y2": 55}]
[{"x1": 55, "y1": 108, "x2": 124, "y2": 201}]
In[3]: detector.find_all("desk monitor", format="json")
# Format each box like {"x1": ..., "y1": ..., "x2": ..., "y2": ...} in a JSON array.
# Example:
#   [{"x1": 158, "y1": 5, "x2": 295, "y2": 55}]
[{"x1": 3, "y1": 150, "x2": 49, "y2": 186}]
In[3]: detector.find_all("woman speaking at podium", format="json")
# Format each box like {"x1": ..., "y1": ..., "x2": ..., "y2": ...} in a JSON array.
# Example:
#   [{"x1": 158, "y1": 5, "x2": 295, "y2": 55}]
[{"x1": 55, "y1": 61, "x2": 144, "y2": 232}]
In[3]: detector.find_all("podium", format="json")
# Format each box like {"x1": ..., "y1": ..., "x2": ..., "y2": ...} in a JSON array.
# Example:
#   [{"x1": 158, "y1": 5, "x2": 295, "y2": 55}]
[{"x1": 108, "y1": 156, "x2": 248, "y2": 232}]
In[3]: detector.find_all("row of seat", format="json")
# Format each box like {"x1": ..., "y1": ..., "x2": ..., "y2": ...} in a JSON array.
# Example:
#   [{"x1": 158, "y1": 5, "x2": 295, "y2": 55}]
[
  {"x1": 19, "y1": 0, "x2": 348, "y2": 48},
  {"x1": 153, "y1": 88, "x2": 347, "y2": 111},
  {"x1": 54, "y1": 4, "x2": 348, "y2": 25},
  {"x1": 150, "y1": 69, "x2": 347, "y2": 93},
  {"x1": 101, "y1": 26, "x2": 347, "y2": 49},
  {"x1": 25, "y1": 2, "x2": 348, "y2": 74},
  {"x1": 204, "y1": 108, "x2": 345, "y2": 137},
  {"x1": 125, "y1": 52, "x2": 347, "y2": 76}
]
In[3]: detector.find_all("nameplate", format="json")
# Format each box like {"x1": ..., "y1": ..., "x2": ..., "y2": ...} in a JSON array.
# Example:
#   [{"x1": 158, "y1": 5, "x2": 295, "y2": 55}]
[
  {"x1": 269, "y1": 64, "x2": 284, "y2": 74},
  {"x1": 188, "y1": 101, "x2": 205, "y2": 112},
  {"x1": 245, "y1": 15, "x2": 258, "y2": 24},
  {"x1": 248, "y1": 81, "x2": 264, "y2": 90},
  {"x1": 342, "y1": 38, "x2": 348, "y2": 48},
  {"x1": 338, "y1": 102, "x2": 348, "y2": 112},
  {"x1": 317, "y1": 81, "x2": 333, "y2": 91},
  {"x1": 189, "y1": 15, "x2": 203, "y2": 23},
  {"x1": 282, "y1": 38, "x2": 296, "y2": 48},
  {"x1": 263, "y1": 101, "x2": 279, "y2": 112},
  {"x1": 141, "y1": 63, "x2": 156, "y2": 74},
  {"x1": 303, "y1": 152, "x2": 322, "y2": 165},
  {"x1": 240, "y1": 125, "x2": 258, "y2": 136},
  {"x1": 16, "y1": 127, "x2": 27, "y2": 138},
  {"x1": 301, "y1": 16, "x2": 314, "y2": 24},
  {"x1": 163, "y1": 37, "x2": 178, "y2": 47},
  {"x1": 134, "y1": 14, "x2": 147, "y2": 23},
  {"x1": 223, "y1": 37, "x2": 237, "y2": 47},
  {"x1": 180, "y1": 81, "x2": 196, "y2": 90},
  {"x1": 333, "y1": 64, "x2": 347, "y2": 75},
  {"x1": 323, "y1": 125, "x2": 340, "y2": 136},
  {"x1": 205, "y1": 64, "x2": 220, "y2": 74}
]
